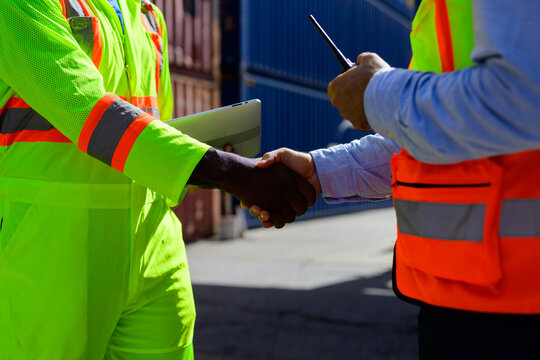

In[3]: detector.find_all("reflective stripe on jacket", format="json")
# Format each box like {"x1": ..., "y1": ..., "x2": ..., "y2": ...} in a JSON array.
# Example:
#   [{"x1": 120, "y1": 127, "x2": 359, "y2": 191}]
[
  {"x1": 393, "y1": 0, "x2": 540, "y2": 313},
  {"x1": 0, "y1": 1, "x2": 209, "y2": 203}
]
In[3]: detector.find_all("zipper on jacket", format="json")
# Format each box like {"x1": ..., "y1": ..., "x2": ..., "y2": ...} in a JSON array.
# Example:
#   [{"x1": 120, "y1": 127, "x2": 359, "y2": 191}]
[
  {"x1": 122, "y1": 23, "x2": 132, "y2": 101},
  {"x1": 102, "y1": 0, "x2": 132, "y2": 102},
  {"x1": 394, "y1": 181, "x2": 491, "y2": 188},
  {"x1": 124, "y1": 62, "x2": 132, "y2": 101}
]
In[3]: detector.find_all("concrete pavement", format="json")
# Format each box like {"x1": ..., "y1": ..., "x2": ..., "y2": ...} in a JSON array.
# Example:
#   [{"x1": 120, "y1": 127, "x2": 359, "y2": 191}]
[{"x1": 186, "y1": 207, "x2": 419, "y2": 360}]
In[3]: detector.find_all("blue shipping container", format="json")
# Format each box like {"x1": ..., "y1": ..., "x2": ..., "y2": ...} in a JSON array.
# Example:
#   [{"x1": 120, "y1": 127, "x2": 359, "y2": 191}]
[
  {"x1": 241, "y1": 0, "x2": 413, "y2": 90},
  {"x1": 241, "y1": 73, "x2": 392, "y2": 227}
]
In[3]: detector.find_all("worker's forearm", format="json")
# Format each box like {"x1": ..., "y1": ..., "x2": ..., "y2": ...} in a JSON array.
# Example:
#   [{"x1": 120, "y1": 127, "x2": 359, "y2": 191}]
[
  {"x1": 365, "y1": 0, "x2": 540, "y2": 164},
  {"x1": 188, "y1": 148, "x2": 255, "y2": 191},
  {"x1": 310, "y1": 134, "x2": 398, "y2": 202}
]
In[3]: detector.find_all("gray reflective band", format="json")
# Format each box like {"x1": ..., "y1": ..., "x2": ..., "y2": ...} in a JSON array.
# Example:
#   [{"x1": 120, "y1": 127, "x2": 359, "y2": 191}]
[
  {"x1": 499, "y1": 199, "x2": 540, "y2": 238},
  {"x1": 87, "y1": 99, "x2": 143, "y2": 165},
  {"x1": 66, "y1": 0, "x2": 86, "y2": 19},
  {"x1": 141, "y1": 107, "x2": 160, "y2": 119},
  {"x1": 141, "y1": 5, "x2": 159, "y2": 34},
  {"x1": 395, "y1": 199, "x2": 486, "y2": 242},
  {"x1": 0, "y1": 108, "x2": 55, "y2": 133},
  {"x1": 140, "y1": 2, "x2": 163, "y2": 80}
]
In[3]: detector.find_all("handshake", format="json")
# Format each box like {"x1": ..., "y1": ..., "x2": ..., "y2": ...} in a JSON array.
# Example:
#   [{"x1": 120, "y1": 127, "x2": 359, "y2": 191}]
[
  {"x1": 187, "y1": 52, "x2": 392, "y2": 228},
  {"x1": 242, "y1": 148, "x2": 322, "y2": 228},
  {"x1": 188, "y1": 147, "x2": 321, "y2": 229}
]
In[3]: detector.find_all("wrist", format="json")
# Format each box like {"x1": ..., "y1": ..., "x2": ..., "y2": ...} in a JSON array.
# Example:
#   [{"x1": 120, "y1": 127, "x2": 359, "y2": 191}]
[
  {"x1": 189, "y1": 147, "x2": 258, "y2": 194},
  {"x1": 308, "y1": 154, "x2": 322, "y2": 195}
]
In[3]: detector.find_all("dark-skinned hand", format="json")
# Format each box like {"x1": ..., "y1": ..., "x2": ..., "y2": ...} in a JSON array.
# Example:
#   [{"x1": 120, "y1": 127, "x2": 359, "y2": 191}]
[{"x1": 188, "y1": 148, "x2": 317, "y2": 228}]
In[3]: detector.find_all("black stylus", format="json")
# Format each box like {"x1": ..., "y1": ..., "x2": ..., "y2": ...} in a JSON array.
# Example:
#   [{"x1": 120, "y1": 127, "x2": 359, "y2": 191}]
[{"x1": 308, "y1": 14, "x2": 355, "y2": 72}]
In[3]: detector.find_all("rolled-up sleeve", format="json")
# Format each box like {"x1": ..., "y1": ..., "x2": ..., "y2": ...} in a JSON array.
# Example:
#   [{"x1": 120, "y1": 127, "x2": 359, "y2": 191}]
[{"x1": 311, "y1": 134, "x2": 399, "y2": 203}]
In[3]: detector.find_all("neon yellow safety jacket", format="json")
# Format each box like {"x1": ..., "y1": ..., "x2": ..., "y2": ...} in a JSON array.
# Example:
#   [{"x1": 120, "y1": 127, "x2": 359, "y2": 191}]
[
  {"x1": 0, "y1": 1, "x2": 209, "y2": 196},
  {"x1": 0, "y1": 1, "x2": 209, "y2": 358}
]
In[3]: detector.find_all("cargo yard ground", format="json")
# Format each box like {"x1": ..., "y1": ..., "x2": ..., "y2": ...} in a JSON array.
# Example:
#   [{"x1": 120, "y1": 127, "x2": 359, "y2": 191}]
[{"x1": 187, "y1": 207, "x2": 419, "y2": 360}]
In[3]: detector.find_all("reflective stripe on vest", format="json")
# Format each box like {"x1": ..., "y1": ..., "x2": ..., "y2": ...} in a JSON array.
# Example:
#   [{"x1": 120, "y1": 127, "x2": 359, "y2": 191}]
[
  {"x1": 395, "y1": 198, "x2": 540, "y2": 240},
  {"x1": 395, "y1": 199, "x2": 486, "y2": 242},
  {"x1": 60, "y1": 0, "x2": 103, "y2": 68},
  {"x1": 0, "y1": 95, "x2": 158, "y2": 147},
  {"x1": 0, "y1": 98, "x2": 70, "y2": 145},
  {"x1": 140, "y1": 0, "x2": 164, "y2": 93},
  {"x1": 499, "y1": 199, "x2": 540, "y2": 238},
  {"x1": 408, "y1": 0, "x2": 475, "y2": 73},
  {"x1": 78, "y1": 94, "x2": 154, "y2": 172},
  {"x1": 393, "y1": 0, "x2": 540, "y2": 313},
  {"x1": 127, "y1": 96, "x2": 160, "y2": 119}
]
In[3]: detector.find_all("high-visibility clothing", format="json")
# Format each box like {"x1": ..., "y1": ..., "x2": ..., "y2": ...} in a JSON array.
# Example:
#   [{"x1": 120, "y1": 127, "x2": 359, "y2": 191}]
[
  {"x1": 0, "y1": 0, "x2": 210, "y2": 358},
  {"x1": 392, "y1": 0, "x2": 540, "y2": 313}
]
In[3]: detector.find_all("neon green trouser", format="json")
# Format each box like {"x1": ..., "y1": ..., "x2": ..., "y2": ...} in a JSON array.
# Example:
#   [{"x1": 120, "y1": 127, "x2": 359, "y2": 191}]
[{"x1": 0, "y1": 178, "x2": 195, "y2": 359}]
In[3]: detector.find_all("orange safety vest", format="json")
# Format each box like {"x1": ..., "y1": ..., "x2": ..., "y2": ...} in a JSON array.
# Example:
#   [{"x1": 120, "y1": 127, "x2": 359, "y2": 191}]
[{"x1": 392, "y1": 0, "x2": 540, "y2": 314}]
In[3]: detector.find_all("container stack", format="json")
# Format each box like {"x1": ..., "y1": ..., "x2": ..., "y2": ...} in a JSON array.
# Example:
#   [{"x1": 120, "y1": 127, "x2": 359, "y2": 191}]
[
  {"x1": 222, "y1": 0, "x2": 416, "y2": 227},
  {"x1": 152, "y1": 0, "x2": 222, "y2": 241}
]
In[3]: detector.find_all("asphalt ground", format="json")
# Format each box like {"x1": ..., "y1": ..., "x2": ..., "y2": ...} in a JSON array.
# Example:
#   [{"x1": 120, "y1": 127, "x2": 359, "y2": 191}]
[{"x1": 186, "y1": 207, "x2": 420, "y2": 360}]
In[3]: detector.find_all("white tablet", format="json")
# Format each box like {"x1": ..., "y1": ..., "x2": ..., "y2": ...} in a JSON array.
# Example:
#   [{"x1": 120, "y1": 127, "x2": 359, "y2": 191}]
[{"x1": 166, "y1": 99, "x2": 261, "y2": 157}]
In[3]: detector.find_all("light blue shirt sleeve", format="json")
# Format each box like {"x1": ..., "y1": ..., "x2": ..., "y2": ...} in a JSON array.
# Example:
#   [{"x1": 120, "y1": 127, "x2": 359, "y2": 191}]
[
  {"x1": 310, "y1": 134, "x2": 399, "y2": 203},
  {"x1": 365, "y1": 0, "x2": 540, "y2": 164}
]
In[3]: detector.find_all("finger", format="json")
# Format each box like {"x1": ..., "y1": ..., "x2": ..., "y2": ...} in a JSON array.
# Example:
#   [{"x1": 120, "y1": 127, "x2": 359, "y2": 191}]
[
  {"x1": 262, "y1": 220, "x2": 273, "y2": 228},
  {"x1": 278, "y1": 201, "x2": 299, "y2": 224},
  {"x1": 328, "y1": 76, "x2": 343, "y2": 100},
  {"x1": 356, "y1": 52, "x2": 372, "y2": 65},
  {"x1": 249, "y1": 205, "x2": 262, "y2": 218},
  {"x1": 270, "y1": 213, "x2": 285, "y2": 229},
  {"x1": 296, "y1": 177, "x2": 318, "y2": 208},
  {"x1": 286, "y1": 190, "x2": 309, "y2": 217},
  {"x1": 327, "y1": 81, "x2": 335, "y2": 100},
  {"x1": 258, "y1": 210, "x2": 270, "y2": 222},
  {"x1": 240, "y1": 201, "x2": 249, "y2": 210},
  {"x1": 257, "y1": 153, "x2": 277, "y2": 168}
]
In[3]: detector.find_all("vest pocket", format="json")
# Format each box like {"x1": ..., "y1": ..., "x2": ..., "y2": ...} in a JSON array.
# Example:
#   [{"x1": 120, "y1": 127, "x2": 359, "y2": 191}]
[
  {"x1": 68, "y1": 16, "x2": 101, "y2": 67},
  {"x1": 391, "y1": 152, "x2": 503, "y2": 287}
]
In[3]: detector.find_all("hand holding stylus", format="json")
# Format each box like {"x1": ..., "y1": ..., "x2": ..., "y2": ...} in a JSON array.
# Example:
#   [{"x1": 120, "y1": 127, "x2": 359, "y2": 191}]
[
  {"x1": 328, "y1": 52, "x2": 390, "y2": 131},
  {"x1": 308, "y1": 15, "x2": 390, "y2": 130}
]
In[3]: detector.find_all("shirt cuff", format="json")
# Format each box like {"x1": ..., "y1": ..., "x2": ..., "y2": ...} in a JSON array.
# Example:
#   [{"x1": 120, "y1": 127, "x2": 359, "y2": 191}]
[
  {"x1": 364, "y1": 67, "x2": 410, "y2": 144},
  {"x1": 311, "y1": 143, "x2": 392, "y2": 203}
]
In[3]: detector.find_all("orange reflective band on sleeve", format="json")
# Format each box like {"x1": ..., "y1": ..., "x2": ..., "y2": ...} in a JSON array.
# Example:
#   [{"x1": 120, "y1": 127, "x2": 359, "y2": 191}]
[
  {"x1": 140, "y1": 4, "x2": 164, "y2": 92},
  {"x1": 434, "y1": 0, "x2": 455, "y2": 72},
  {"x1": 59, "y1": 0, "x2": 67, "y2": 18},
  {"x1": 0, "y1": 130, "x2": 71, "y2": 146},
  {"x1": 78, "y1": 93, "x2": 120, "y2": 153},
  {"x1": 0, "y1": 97, "x2": 71, "y2": 145},
  {"x1": 131, "y1": 96, "x2": 158, "y2": 109},
  {"x1": 0, "y1": 98, "x2": 29, "y2": 114},
  {"x1": 131, "y1": 96, "x2": 160, "y2": 117},
  {"x1": 111, "y1": 112, "x2": 154, "y2": 172},
  {"x1": 144, "y1": 3, "x2": 163, "y2": 37}
]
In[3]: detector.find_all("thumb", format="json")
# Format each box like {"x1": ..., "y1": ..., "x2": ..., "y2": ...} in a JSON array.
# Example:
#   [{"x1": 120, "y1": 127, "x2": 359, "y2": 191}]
[{"x1": 256, "y1": 151, "x2": 282, "y2": 168}]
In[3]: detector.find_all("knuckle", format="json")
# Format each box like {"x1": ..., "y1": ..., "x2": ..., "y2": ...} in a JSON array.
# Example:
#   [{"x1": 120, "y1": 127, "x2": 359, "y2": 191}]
[{"x1": 284, "y1": 211, "x2": 296, "y2": 223}]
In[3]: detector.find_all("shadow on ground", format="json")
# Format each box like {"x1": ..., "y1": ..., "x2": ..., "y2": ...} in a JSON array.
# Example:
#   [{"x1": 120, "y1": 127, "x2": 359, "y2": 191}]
[{"x1": 192, "y1": 271, "x2": 419, "y2": 360}]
